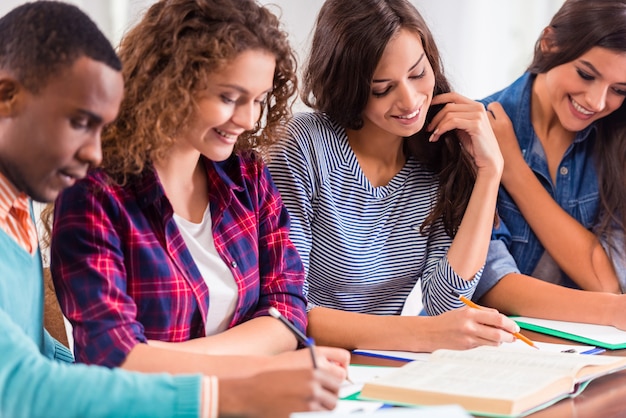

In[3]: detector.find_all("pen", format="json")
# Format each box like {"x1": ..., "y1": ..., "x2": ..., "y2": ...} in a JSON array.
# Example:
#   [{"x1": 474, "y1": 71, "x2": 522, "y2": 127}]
[
  {"x1": 451, "y1": 291, "x2": 539, "y2": 350},
  {"x1": 268, "y1": 306, "x2": 318, "y2": 368},
  {"x1": 268, "y1": 307, "x2": 354, "y2": 383},
  {"x1": 580, "y1": 347, "x2": 606, "y2": 355}
]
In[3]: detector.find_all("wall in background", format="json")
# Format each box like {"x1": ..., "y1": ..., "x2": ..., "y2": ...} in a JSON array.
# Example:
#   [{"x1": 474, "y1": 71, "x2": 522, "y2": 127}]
[
  {"x1": 255, "y1": 0, "x2": 565, "y2": 100},
  {"x1": 0, "y1": 0, "x2": 564, "y2": 100}
]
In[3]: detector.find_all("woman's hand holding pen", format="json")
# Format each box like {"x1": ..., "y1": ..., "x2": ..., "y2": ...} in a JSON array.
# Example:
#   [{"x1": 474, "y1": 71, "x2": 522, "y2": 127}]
[
  {"x1": 420, "y1": 306, "x2": 521, "y2": 351},
  {"x1": 266, "y1": 307, "x2": 350, "y2": 380},
  {"x1": 219, "y1": 346, "x2": 348, "y2": 417},
  {"x1": 219, "y1": 368, "x2": 343, "y2": 418}
]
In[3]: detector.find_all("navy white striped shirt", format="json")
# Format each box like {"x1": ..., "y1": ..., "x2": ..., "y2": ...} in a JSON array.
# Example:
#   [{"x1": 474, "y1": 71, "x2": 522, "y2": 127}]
[{"x1": 268, "y1": 112, "x2": 479, "y2": 316}]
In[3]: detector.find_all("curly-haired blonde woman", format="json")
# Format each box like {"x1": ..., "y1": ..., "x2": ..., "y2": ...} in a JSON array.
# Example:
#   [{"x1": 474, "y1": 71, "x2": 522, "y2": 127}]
[{"x1": 48, "y1": 0, "x2": 348, "y2": 387}]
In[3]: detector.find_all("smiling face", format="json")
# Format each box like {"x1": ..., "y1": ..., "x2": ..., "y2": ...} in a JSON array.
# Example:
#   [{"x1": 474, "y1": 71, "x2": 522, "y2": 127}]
[
  {"x1": 360, "y1": 28, "x2": 435, "y2": 141},
  {"x1": 542, "y1": 46, "x2": 626, "y2": 132},
  {"x1": 177, "y1": 49, "x2": 276, "y2": 162},
  {"x1": 0, "y1": 56, "x2": 123, "y2": 202}
]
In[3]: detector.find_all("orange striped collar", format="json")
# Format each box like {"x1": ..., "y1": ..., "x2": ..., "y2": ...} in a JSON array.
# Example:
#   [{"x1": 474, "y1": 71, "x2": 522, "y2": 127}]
[
  {"x1": 0, "y1": 171, "x2": 36, "y2": 255},
  {"x1": 0, "y1": 171, "x2": 26, "y2": 223}
]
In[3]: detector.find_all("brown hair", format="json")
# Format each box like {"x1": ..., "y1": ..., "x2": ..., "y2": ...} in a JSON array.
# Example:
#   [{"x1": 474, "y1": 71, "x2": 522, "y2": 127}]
[
  {"x1": 103, "y1": 0, "x2": 297, "y2": 184},
  {"x1": 529, "y1": 0, "x2": 626, "y2": 250},
  {"x1": 303, "y1": 0, "x2": 476, "y2": 237}
]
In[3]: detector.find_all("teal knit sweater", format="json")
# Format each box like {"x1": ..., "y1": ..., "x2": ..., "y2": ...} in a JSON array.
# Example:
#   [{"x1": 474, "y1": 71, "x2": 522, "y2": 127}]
[{"x1": 0, "y1": 228, "x2": 202, "y2": 417}]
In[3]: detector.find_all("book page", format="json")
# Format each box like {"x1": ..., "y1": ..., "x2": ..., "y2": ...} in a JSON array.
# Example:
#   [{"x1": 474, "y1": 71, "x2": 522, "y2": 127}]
[
  {"x1": 330, "y1": 400, "x2": 384, "y2": 414},
  {"x1": 340, "y1": 365, "x2": 396, "y2": 398},
  {"x1": 361, "y1": 347, "x2": 626, "y2": 416},
  {"x1": 365, "y1": 359, "x2": 567, "y2": 400},
  {"x1": 431, "y1": 346, "x2": 624, "y2": 380},
  {"x1": 291, "y1": 404, "x2": 471, "y2": 418}
]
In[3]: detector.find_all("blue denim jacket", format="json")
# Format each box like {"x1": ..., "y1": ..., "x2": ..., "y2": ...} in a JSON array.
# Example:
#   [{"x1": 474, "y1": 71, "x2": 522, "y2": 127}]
[{"x1": 474, "y1": 72, "x2": 626, "y2": 300}]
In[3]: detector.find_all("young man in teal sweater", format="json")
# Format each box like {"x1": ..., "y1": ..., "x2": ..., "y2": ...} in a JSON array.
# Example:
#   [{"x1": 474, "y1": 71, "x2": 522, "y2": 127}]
[{"x1": 0, "y1": 2, "x2": 344, "y2": 417}]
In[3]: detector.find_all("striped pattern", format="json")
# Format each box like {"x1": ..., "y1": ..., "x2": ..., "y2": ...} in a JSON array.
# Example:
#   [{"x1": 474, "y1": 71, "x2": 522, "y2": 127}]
[
  {"x1": 0, "y1": 172, "x2": 37, "y2": 254},
  {"x1": 268, "y1": 112, "x2": 479, "y2": 316}
]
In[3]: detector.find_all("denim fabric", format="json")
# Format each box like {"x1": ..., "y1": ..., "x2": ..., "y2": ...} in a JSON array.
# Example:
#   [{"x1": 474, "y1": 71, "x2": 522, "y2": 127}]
[{"x1": 474, "y1": 72, "x2": 613, "y2": 299}]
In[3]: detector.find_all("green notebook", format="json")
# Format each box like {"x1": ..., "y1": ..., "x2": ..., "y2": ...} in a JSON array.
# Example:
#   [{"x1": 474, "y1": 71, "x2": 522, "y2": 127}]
[{"x1": 513, "y1": 316, "x2": 626, "y2": 350}]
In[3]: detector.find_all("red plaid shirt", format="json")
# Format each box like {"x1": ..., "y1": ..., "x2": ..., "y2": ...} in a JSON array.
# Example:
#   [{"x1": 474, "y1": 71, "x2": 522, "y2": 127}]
[{"x1": 51, "y1": 153, "x2": 307, "y2": 367}]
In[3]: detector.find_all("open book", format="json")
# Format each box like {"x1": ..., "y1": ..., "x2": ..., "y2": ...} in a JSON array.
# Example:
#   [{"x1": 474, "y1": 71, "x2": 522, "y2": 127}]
[{"x1": 359, "y1": 345, "x2": 626, "y2": 417}]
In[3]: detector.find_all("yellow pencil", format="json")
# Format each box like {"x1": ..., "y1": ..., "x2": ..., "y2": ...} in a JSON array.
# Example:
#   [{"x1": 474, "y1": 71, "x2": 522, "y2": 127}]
[{"x1": 454, "y1": 292, "x2": 539, "y2": 350}]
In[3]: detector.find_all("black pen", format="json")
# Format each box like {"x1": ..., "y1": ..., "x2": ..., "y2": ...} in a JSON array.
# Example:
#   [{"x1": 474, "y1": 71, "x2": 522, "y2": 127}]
[{"x1": 268, "y1": 306, "x2": 318, "y2": 368}]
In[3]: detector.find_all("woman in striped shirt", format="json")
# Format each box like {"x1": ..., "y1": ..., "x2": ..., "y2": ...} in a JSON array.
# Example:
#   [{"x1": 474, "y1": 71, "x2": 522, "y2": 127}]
[
  {"x1": 268, "y1": 0, "x2": 520, "y2": 352},
  {"x1": 269, "y1": 0, "x2": 626, "y2": 353}
]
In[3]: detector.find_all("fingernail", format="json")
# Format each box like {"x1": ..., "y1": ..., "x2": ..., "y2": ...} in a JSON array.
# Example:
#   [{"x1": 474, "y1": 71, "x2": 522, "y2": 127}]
[{"x1": 428, "y1": 129, "x2": 438, "y2": 142}]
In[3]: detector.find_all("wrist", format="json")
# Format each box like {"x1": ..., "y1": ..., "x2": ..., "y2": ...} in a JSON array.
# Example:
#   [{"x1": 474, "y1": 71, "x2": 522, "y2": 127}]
[
  {"x1": 501, "y1": 160, "x2": 531, "y2": 190},
  {"x1": 217, "y1": 378, "x2": 250, "y2": 417},
  {"x1": 475, "y1": 165, "x2": 503, "y2": 189},
  {"x1": 253, "y1": 355, "x2": 275, "y2": 374},
  {"x1": 603, "y1": 294, "x2": 622, "y2": 327},
  {"x1": 401, "y1": 316, "x2": 438, "y2": 353}
]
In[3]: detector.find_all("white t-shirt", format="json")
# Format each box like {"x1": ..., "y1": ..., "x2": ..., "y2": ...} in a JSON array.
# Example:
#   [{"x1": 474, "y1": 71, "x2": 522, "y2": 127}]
[{"x1": 174, "y1": 205, "x2": 238, "y2": 335}]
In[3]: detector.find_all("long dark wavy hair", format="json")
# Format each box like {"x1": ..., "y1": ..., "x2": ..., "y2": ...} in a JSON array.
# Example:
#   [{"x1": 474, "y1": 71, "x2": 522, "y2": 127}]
[
  {"x1": 302, "y1": 0, "x2": 477, "y2": 237},
  {"x1": 528, "y1": 0, "x2": 626, "y2": 252},
  {"x1": 103, "y1": 0, "x2": 297, "y2": 185}
]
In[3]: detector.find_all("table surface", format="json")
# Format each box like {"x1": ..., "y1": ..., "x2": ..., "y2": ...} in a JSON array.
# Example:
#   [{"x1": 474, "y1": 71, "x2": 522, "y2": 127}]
[{"x1": 350, "y1": 329, "x2": 626, "y2": 418}]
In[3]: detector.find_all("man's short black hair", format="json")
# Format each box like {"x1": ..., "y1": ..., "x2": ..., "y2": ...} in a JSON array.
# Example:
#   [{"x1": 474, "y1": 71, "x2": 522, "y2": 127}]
[{"x1": 0, "y1": 1, "x2": 121, "y2": 92}]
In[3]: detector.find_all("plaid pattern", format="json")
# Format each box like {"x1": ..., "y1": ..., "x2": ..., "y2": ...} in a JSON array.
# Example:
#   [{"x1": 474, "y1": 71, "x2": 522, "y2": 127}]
[
  {"x1": 51, "y1": 153, "x2": 307, "y2": 367},
  {"x1": 0, "y1": 172, "x2": 37, "y2": 254}
]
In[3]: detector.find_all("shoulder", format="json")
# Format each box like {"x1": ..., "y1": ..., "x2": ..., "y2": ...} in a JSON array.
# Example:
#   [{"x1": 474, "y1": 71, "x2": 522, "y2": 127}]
[
  {"x1": 272, "y1": 112, "x2": 347, "y2": 171},
  {"x1": 53, "y1": 170, "x2": 132, "y2": 229},
  {"x1": 55, "y1": 169, "x2": 151, "y2": 221},
  {"x1": 407, "y1": 158, "x2": 439, "y2": 183},
  {"x1": 281, "y1": 112, "x2": 344, "y2": 153},
  {"x1": 287, "y1": 112, "x2": 339, "y2": 136},
  {"x1": 478, "y1": 72, "x2": 533, "y2": 108},
  {"x1": 58, "y1": 169, "x2": 119, "y2": 203}
]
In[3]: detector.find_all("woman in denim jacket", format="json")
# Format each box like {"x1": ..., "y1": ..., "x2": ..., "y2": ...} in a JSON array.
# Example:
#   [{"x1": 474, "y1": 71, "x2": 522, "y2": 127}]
[{"x1": 477, "y1": 0, "x2": 626, "y2": 297}]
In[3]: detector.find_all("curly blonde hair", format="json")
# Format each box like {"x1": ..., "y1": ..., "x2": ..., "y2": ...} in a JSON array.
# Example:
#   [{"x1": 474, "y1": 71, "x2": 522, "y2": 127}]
[{"x1": 103, "y1": 0, "x2": 297, "y2": 184}]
